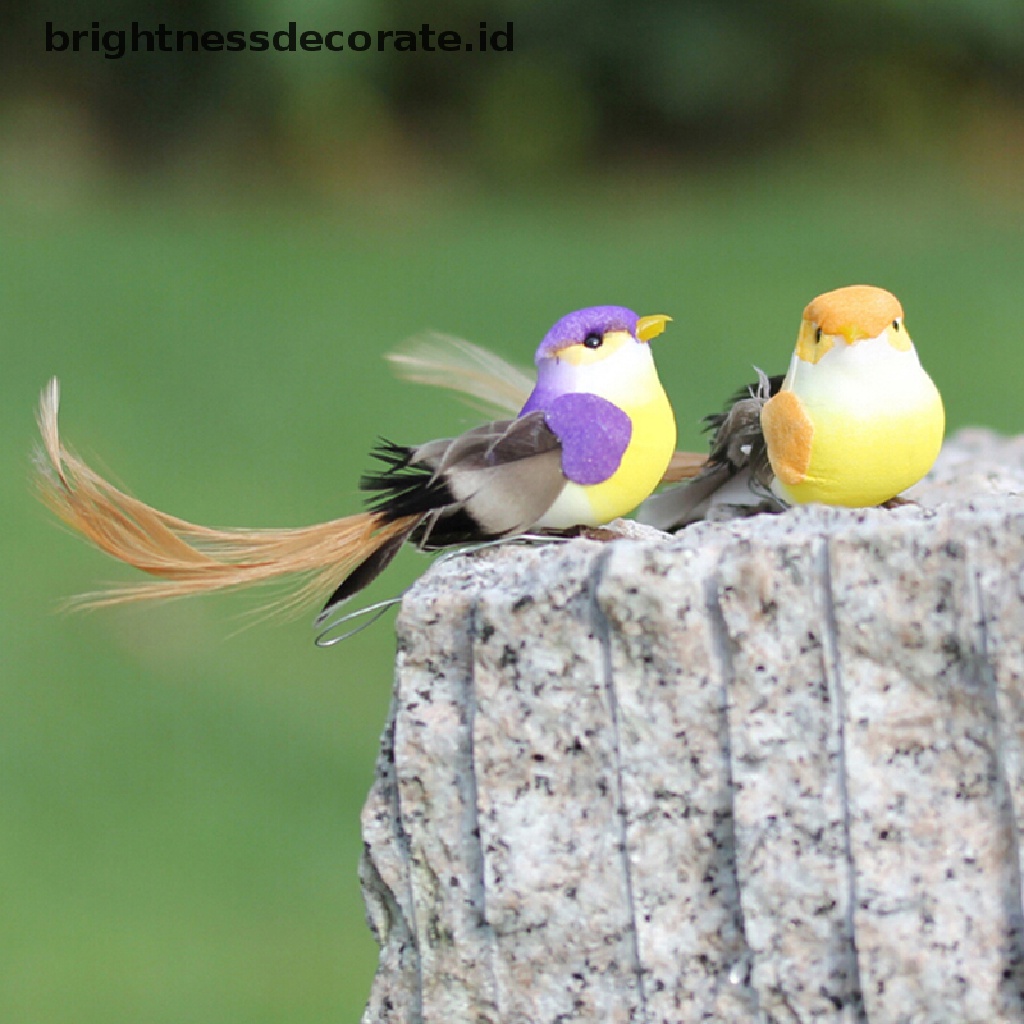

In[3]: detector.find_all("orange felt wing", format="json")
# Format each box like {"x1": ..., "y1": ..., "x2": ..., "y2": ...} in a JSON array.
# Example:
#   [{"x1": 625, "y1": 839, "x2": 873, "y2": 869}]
[{"x1": 760, "y1": 388, "x2": 813, "y2": 487}]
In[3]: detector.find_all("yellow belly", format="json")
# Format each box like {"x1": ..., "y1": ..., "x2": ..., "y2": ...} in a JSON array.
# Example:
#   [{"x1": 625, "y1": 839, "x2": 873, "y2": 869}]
[
  {"x1": 774, "y1": 388, "x2": 945, "y2": 506},
  {"x1": 537, "y1": 390, "x2": 677, "y2": 528}
]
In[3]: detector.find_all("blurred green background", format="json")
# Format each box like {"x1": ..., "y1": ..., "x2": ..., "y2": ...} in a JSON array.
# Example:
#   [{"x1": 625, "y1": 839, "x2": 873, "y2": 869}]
[{"x1": 2, "y1": 0, "x2": 1023, "y2": 1021}]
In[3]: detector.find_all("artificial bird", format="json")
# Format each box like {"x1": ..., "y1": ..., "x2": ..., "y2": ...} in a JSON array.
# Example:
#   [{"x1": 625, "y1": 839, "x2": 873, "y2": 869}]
[
  {"x1": 35, "y1": 305, "x2": 676, "y2": 626},
  {"x1": 638, "y1": 285, "x2": 945, "y2": 530}
]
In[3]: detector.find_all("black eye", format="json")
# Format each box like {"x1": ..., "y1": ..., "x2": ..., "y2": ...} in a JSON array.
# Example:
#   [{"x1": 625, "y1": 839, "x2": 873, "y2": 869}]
[
  {"x1": 814, "y1": 327, "x2": 822, "y2": 343},
  {"x1": 892, "y1": 320, "x2": 900, "y2": 331},
  {"x1": 583, "y1": 332, "x2": 603, "y2": 349}
]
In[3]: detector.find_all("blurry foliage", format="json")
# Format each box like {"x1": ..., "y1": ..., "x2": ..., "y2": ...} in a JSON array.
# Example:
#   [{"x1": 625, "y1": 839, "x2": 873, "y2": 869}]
[
  {"x1": 2, "y1": 0, "x2": 1023, "y2": 183},
  {"x1": 5, "y1": 169, "x2": 1024, "y2": 1024}
]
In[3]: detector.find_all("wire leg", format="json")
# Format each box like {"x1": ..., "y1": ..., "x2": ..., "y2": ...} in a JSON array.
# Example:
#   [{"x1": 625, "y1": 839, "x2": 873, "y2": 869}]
[
  {"x1": 314, "y1": 593, "x2": 406, "y2": 647},
  {"x1": 428, "y1": 533, "x2": 568, "y2": 570}
]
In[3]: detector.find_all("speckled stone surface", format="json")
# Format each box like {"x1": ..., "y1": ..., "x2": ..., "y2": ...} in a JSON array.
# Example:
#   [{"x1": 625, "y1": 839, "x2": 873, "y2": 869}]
[{"x1": 360, "y1": 431, "x2": 1024, "y2": 1023}]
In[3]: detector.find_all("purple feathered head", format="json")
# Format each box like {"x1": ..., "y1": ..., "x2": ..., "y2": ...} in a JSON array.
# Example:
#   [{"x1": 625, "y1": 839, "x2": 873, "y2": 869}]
[{"x1": 534, "y1": 306, "x2": 640, "y2": 362}]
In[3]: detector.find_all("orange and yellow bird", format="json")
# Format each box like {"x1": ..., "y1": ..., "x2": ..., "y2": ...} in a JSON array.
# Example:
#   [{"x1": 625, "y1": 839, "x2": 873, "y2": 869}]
[{"x1": 639, "y1": 285, "x2": 945, "y2": 529}]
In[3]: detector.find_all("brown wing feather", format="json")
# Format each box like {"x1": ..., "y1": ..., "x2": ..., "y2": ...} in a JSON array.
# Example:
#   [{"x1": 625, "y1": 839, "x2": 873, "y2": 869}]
[
  {"x1": 365, "y1": 413, "x2": 566, "y2": 548},
  {"x1": 638, "y1": 371, "x2": 783, "y2": 530}
]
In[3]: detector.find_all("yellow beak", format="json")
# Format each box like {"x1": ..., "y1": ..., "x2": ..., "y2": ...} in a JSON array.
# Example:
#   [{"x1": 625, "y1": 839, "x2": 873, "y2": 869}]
[{"x1": 635, "y1": 314, "x2": 671, "y2": 342}]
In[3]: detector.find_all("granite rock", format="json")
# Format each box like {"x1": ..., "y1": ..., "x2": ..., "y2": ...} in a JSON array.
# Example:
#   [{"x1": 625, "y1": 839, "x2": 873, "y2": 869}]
[{"x1": 360, "y1": 430, "x2": 1024, "y2": 1023}]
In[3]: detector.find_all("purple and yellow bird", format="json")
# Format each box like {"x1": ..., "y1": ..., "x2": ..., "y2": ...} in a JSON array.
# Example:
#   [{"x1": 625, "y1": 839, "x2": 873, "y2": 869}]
[{"x1": 35, "y1": 305, "x2": 676, "y2": 624}]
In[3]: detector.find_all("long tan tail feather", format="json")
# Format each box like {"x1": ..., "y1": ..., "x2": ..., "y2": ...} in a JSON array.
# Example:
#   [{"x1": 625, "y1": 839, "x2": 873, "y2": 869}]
[
  {"x1": 35, "y1": 379, "x2": 417, "y2": 611},
  {"x1": 660, "y1": 450, "x2": 709, "y2": 485},
  {"x1": 387, "y1": 333, "x2": 534, "y2": 417}
]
